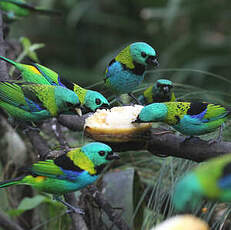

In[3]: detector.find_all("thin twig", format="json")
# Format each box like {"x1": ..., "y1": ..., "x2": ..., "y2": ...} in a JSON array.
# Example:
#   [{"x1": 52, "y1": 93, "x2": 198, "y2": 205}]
[
  {"x1": 64, "y1": 193, "x2": 88, "y2": 230},
  {"x1": 88, "y1": 185, "x2": 131, "y2": 230},
  {"x1": 0, "y1": 211, "x2": 23, "y2": 230}
]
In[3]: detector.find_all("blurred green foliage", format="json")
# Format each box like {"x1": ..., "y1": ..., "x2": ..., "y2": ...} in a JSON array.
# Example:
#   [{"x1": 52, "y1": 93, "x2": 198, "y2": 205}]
[{"x1": 9, "y1": 0, "x2": 231, "y2": 100}]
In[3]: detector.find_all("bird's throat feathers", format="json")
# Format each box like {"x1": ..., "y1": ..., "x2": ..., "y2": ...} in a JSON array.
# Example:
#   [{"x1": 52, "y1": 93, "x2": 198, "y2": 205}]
[{"x1": 67, "y1": 149, "x2": 96, "y2": 175}]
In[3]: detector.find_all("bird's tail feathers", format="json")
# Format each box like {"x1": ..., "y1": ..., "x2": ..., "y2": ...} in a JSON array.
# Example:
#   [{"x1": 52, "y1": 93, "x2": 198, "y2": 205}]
[
  {"x1": 32, "y1": 8, "x2": 62, "y2": 16},
  {"x1": 0, "y1": 56, "x2": 16, "y2": 67},
  {"x1": 0, "y1": 176, "x2": 24, "y2": 188},
  {"x1": 0, "y1": 0, "x2": 62, "y2": 16}
]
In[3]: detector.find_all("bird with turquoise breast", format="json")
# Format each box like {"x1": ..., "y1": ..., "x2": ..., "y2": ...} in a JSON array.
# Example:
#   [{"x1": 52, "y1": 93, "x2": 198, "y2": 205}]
[
  {"x1": 172, "y1": 153, "x2": 231, "y2": 211},
  {"x1": 0, "y1": 142, "x2": 120, "y2": 212},
  {"x1": 0, "y1": 56, "x2": 110, "y2": 112},
  {"x1": 0, "y1": 81, "x2": 80, "y2": 122},
  {"x1": 104, "y1": 42, "x2": 158, "y2": 96},
  {"x1": 138, "y1": 79, "x2": 176, "y2": 105},
  {"x1": 134, "y1": 102, "x2": 230, "y2": 138},
  {"x1": 0, "y1": 0, "x2": 60, "y2": 21}
]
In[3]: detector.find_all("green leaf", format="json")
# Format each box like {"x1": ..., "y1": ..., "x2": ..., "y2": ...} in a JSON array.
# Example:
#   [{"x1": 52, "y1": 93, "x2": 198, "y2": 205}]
[
  {"x1": 19, "y1": 37, "x2": 45, "y2": 63},
  {"x1": 17, "y1": 195, "x2": 45, "y2": 210},
  {"x1": 8, "y1": 195, "x2": 46, "y2": 217}
]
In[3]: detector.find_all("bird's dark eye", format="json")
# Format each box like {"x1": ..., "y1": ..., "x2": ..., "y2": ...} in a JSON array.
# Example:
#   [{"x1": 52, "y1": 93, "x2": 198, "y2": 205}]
[
  {"x1": 95, "y1": 98, "x2": 101, "y2": 105},
  {"x1": 141, "y1": 52, "x2": 147, "y2": 58},
  {"x1": 98, "y1": 151, "x2": 105, "y2": 156}
]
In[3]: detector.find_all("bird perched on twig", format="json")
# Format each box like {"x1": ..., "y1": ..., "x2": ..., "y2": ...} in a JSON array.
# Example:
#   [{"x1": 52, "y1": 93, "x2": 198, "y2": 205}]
[
  {"x1": 0, "y1": 142, "x2": 120, "y2": 214},
  {"x1": 0, "y1": 0, "x2": 61, "y2": 21},
  {"x1": 104, "y1": 42, "x2": 158, "y2": 104},
  {"x1": 138, "y1": 79, "x2": 175, "y2": 105},
  {"x1": 134, "y1": 101, "x2": 230, "y2": 142},
  {"x1": 0, "y1": 56, "x2": 110, "y2": 112},
  {"x1": 0, "y1": 81, "x2": 81, "y2": 122},
  {"x1": 172, "y1": 153, "x2": 231, "y2": 212}
]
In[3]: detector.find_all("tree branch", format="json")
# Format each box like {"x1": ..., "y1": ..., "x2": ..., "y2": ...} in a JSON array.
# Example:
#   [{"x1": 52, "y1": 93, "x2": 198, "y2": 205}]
[
  {"x1": 0, "y1": 10, "x2": 8, "y2": 81},
  {"x1": 64, "y1": 193, "x2": 88, "y2": 230},
  {"x1": 58, "y1": 114, "x2": 231, "y2": 162},
  {"x1": 26, "y1": 129, "x2": 50, "y2": 159},
  {"x1": 0, "y1": 10, "x2": 26, "y2": 230},
  {"x1": 88, "y1": 185, "x2": 130, "y2": 230},
  {"x1": 0, "y1": 211, "x2": 23, "y2": 230}
]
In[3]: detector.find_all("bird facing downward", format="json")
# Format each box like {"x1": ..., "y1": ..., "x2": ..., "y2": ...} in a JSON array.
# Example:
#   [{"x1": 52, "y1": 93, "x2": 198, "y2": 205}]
[
  {"x1": 138, "y1": 79, "x2": 175, "y2": 104},
  {"x1": 0, "y1": 142, "x2": 120, "y2": 213},
  {"x1": 104, "y1": 42, "x2": 158, "y2": 98}
]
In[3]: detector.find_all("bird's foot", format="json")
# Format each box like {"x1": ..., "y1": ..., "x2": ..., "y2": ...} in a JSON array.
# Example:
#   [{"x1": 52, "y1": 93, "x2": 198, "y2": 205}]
[
  {"x1": 65, "y1": 207, "x2": 85, "y2": 215},
  {"x1": 128, "y1": 93, "x2": 142, "y2": 105},
  {"x1": 182, "y1": 136, "x2": 201, "y2": 144},
  {"x1": 208, "y1": 138, "x2": 222, "y2": 145},
  {"x1": 22, "y1": 125, "x2": 40, "y2": 134},
  {"x1": 54, "y1": 195, "x2": 85, "y2": 215},
  {"x1": 208, "y1": 125, "x2": 223, "y2": 145},
  {"x1": 153, "y1": 130, "x2": 173, "y2": 135}
]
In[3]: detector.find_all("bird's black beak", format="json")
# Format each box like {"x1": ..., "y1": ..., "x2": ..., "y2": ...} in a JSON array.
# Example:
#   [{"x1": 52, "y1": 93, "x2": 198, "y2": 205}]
[
  {"x1": 163, "y1": 86, "x2": 170, "y2": 94},
  {"x1": 106, "y1": 151, "x2": 120, "y2": 160},
  {"x1": 132, "y1": 116, "x2": 143, "y2": 123},
  {"x1": 98, "y1": 103, "x2": 111, "y2": 110},
  {"x1": 146, "y1": 56, "x2": 159, "y2": 67}
]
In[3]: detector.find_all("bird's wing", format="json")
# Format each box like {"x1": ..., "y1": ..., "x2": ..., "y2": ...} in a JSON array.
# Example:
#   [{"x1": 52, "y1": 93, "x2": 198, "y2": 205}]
[
  {"x1": 203, "y1": 104, "x2": 229, "y2": 121},
  {"x1": 31, "y1": 160, "x2": 64, "y2": 178},
  {"x1": 185, "y1": 102, "x2": 217, "y2": 123},
  {"x1": 0, "y1": 0, "x2": 37, "y2": 10},
  {"x1": 170, "y1": 92, "x2": 176, "y2": 102},
  {"x1": 18, "y1": 83, "x2": 48, "y2": 111},
  {"x1": 33, "y1": 63, "x2": 75, "y2": 90},
  {"x1": 0, "y1": 81, "x2": 44, "y2": 112},
  {"x1": 31, "y1": 158, "x2": 83, "y2": 181},
  {"x1": 0, "y1": 0, "x2": 61, "y2": 15},
  {"x1": 143, "y1": 85, "x2": 153, "y2": 103},
  {"x1": 32, "y1": 63, "x2": 59, "y2": 85},
  {"x1": 218, "y1": 162, "x2": 231, "y2": 189}
]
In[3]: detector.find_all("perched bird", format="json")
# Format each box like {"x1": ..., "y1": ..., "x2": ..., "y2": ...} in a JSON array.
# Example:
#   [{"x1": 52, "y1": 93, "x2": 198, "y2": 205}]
[
  {"x1": 138, "y1": 79, "x2": 176, "y2": 105},
  {"x1": 172, "y1": 153, "x2": 231, "y2": 212},
  {"x1": 104, "y1": 42, "x2": 158, "y2": 102},
  {"x1": 0, "y1": 0, "x2": 61, "y2": 21},
  {"x1": 134, "y1": 102, "x2": 229, "y2": 140},
  {"x1": 0, "y1": 142, "x2": 120, "y2": 213},
  {"x1": 0, "y1": 81, "x2": 80, "y2": 122},
  {"x1": 0, "y1": 56, "x2": 110, "y2": 112},
  {"x1": 151, "y1": 215, "x2": 209, "y2": 230}
]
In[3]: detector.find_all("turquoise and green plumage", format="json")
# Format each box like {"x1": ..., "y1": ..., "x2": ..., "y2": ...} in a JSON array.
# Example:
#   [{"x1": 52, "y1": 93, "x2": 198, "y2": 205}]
[
  {"x1": 173, "y1": 153, "x2": 231, "y2": 211},
  {"x1": 0, "y1": 81, "x2": 80, "y2": 122},
  {"x1": 0, "y1": 56, "x2": 110, "y2": 112},
  {"x1": 104, "y1": 42, "x2": 158, "y2": 96},
  {"x1": 138, "y1": 79, "x2": 176, "y2": 105},
  {"x1": 0, "y1": 0, "x2": 60, "y2": 21},
  {"x1": 0, "y1": 142, "x2": 120, "y2": 212},
  {"x1": 134, "y1": 102, "x2": 230, "y2": 137}
]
